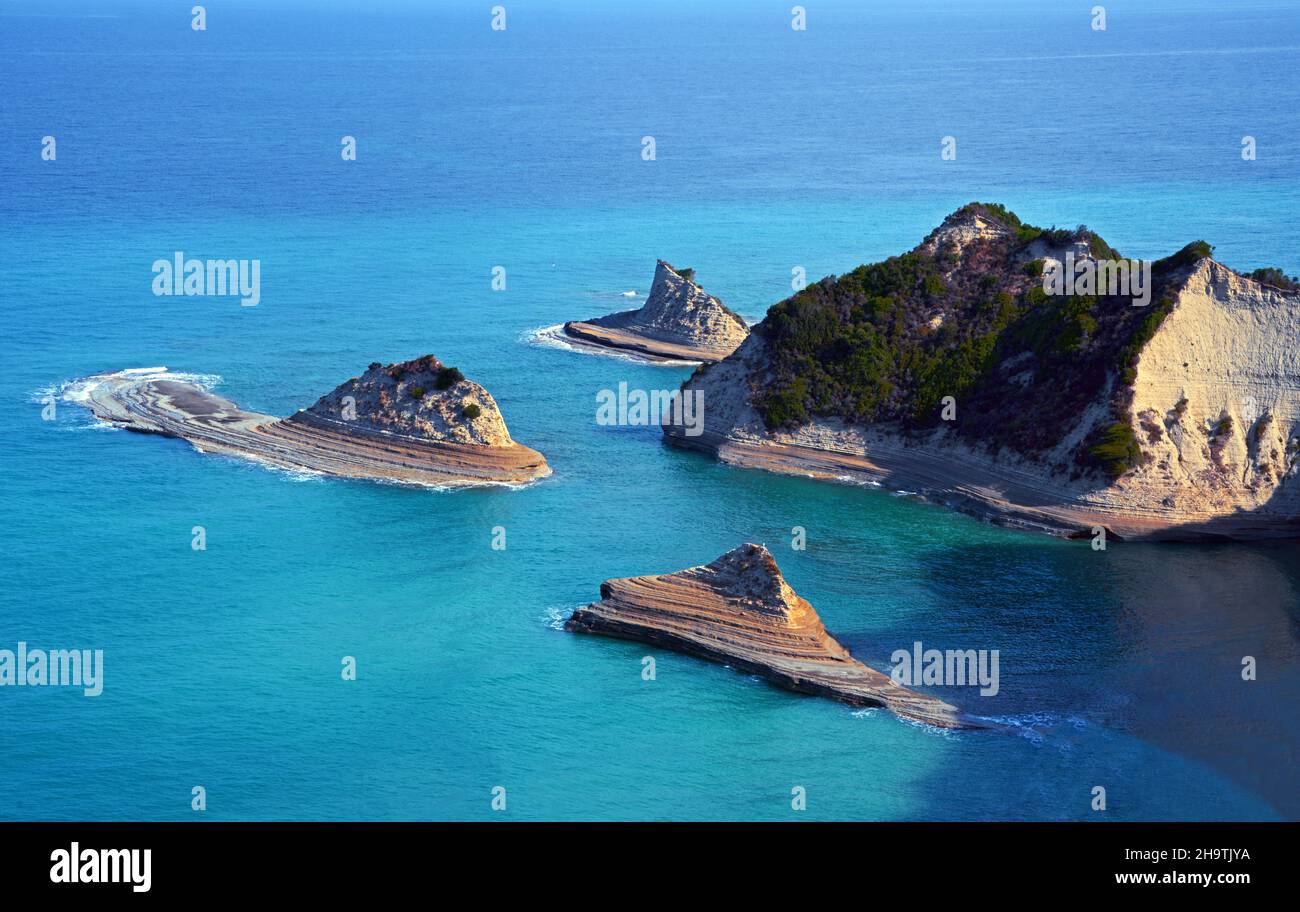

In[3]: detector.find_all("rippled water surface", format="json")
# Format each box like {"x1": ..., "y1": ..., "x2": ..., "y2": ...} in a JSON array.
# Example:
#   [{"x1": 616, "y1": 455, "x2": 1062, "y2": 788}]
[{"x1": 2, "y1": 0, "x2": 1297, "y2": 820}]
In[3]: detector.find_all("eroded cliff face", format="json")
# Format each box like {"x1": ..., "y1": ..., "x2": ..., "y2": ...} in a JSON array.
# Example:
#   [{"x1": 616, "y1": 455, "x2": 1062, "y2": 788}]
[
  {"x1": 627, "y1": 261, "x2": 750, "y2": 353},
  {"x1": 566, "y1": 261, "x2": 749, "y2": 362},
  {"x1": 1116, "y1": 260, "x2": 1300, "y2": 523},
  {"x1": 304, "y1": 355, "x2": 515, "y2": 447},
  {"x1": 669, "y1": 330, "x2": 773, "y2": 449},
  {"x1": 665, "y1": 212, "x2": 1300, "y2": 540}
]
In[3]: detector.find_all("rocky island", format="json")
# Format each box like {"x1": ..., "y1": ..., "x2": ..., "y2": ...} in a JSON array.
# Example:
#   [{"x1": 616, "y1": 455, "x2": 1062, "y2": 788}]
[
  {"x1": 664, "y1": 204, "x2": 1300, "y2": 541},
  {"x1": 563, "y1": 260, "x2": 749, "y2": 363},
  {"x1": 566, "y1": 543, "x2": 971, "y2": 728},
  {"x1": 71, "y1": 356, "x2": 550, "y2": 487}
]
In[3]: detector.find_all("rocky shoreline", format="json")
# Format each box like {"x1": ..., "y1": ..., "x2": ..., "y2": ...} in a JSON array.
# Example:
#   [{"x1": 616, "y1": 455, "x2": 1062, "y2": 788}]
[
  {"x1": 566, "y1": 543, "x2": 973, "y2": 728},
  {"x1": 563, "y1": 260, "x2": 749, "y2": 363},
  {"x1": 70, "y1": 357, "x2": 550, "y2": 488}
]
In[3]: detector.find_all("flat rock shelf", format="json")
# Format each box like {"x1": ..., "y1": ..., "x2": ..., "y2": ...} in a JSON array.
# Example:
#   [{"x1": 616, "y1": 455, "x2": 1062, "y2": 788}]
[
  {"x1": 567, "y1": 543, "x2": 975, "y2": 729},
  {"x1": 72, "y1": 367, "x2": 550, "y2": 488}
]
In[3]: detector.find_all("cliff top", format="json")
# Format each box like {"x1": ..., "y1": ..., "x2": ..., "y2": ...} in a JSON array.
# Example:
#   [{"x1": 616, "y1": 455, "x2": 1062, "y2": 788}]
[
  {"x1": 304, "y1": 355, "x2": 515, "y2": 447},
  {"x1": 675, "y1": 542, "x2": 811, "y2": 620},
  {"x1": 643, "y1": 260, "x2": 749, "y2": 330}
]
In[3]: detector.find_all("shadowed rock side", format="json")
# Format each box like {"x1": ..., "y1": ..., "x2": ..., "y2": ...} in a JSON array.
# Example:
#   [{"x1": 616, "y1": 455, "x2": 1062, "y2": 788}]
[
  {"x1": 665, "y1": 205, "x2": 1300, "y2": 541},
  {"x1": 71, "y1": 356, "x2": 549, "y2": 487},
  {"x1": 566, "y1": 543, "x2": 971, "y2": 728},
  {"x1": 564, "y1": 260, "x2": 749, "y2": 363}
]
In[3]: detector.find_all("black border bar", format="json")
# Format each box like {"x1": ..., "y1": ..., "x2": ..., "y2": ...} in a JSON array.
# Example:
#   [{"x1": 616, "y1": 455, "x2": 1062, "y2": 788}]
[{"x1": 0, "y1": 821, "x2": 1289, "y2": 896}]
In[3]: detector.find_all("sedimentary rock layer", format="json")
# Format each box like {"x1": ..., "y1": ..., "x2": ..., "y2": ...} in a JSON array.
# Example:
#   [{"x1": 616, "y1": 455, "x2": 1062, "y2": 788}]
[
  {"x1": 566, "y1": 543, "x2": 970, "y2": 728},
  {"x1": 564, "y1": 260, "x2": 749, "y2": 363},
  {"x1": 71, "y1": 358, "x2": 550, "y2": 487}
]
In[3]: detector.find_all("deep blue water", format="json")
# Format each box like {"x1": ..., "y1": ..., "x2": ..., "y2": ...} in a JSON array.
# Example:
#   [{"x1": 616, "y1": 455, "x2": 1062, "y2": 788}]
[{"x1": 2, "y1": 0, "x2": 1298, "y2": 820}]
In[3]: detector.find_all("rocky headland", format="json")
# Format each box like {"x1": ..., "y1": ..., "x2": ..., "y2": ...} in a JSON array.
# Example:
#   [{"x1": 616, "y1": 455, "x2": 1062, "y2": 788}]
[
  {"x1": 664, "y1": 204, "x2": 1300, "y2": 541},
  {"x1": 565, "y1": 543, "x2": 971, "y2": 728},
  {"x1": 563, "y1": 260, "x2": 749, "y2": 363},
  {"x1": 71, "y1": 356, "x2": 550, "y2": 487}
]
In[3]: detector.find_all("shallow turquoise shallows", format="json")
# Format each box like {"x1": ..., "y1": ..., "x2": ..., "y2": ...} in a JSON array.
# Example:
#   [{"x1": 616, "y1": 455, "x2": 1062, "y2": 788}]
[{"x1": 2, "y1": 0, "x2": 1298, "y2": 820}]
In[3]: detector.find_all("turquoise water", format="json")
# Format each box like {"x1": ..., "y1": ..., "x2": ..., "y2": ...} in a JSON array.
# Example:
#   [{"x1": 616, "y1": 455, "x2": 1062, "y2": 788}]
[{"x1": 2, "y1": 0, "x2": 1298, "y2": 820}]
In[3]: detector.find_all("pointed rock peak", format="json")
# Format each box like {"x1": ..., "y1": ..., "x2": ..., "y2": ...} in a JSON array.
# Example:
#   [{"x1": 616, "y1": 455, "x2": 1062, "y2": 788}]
[
  {"x1": 375, "y1": 354, "x2": 452, "y2": 381},
  {"x1": 306, "y1": 355, "x2": 515, "y2": 446},
  {"x1": 655, "y1": 260, "x2": 695, "y2": 283},
  {"x1": 564, "y1": 260, "x2": 749, "y2": 362},
  {"x1": 923, "y1": 203, "x2": 1017, "y2": 253},
  {"x1": 707, "y1": 541, "x2": 780, "y2": 575},
  {"x1": 699, "y1": 542, "x2": 804, "y2": 617},
  {"x1": 639, "y1": 260, "x2": 747, "y2": 332},
  {"x1": 945, "y1": 202, "x2": 1019, "y2": 229},
  {"x1": 1154, "y1": 240, "x2": 1216, "y2": 274}
]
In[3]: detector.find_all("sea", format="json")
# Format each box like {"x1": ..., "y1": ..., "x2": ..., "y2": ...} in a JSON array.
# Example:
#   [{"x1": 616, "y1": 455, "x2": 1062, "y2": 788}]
[{"x1": 2, "y1": 0, "x2": 1297, "y2": 820}]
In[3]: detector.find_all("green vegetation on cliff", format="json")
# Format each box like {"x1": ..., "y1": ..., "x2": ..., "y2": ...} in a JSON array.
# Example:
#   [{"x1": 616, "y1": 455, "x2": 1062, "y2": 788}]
[
  {"x1": 1249, "y1": 266, "x2": 1300, "y2": 291},
  {"x1": 435, "y1": 366, "x2": 464, "y2": 390},
  {"x1": 1088, "y1": 421, "x2": 1143, "y2": 480},
  {"x1": 750, "y1": 203, "x2": 1210, "y2": 478}
]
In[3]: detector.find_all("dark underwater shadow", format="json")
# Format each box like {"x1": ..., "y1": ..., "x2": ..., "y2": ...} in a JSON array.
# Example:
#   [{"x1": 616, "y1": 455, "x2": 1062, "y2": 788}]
[{"x1": 837, "y1": 536, "x2": 1300, "y2": 819}]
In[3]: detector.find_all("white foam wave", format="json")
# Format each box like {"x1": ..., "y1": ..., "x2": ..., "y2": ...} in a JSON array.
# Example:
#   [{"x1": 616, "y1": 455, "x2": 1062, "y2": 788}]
[
  {"x1": 53, "y1": 368, "x2": 224, "y2": 407},
  {"x1": 851, "y1": 706, "x2": 965, "y2": 738},
  {"x1": 523, "y1": 323, "x2": 580, "y2": 352},
  {"x1": 544, "y1": 604, "x2": 581, "y2": 631},
  {"x1": 970, "y1": 711, "x2": 1092, "y2": 744}
]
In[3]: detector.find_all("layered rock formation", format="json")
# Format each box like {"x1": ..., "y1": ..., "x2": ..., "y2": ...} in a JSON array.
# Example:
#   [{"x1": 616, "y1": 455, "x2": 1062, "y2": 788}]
[
  {"x1": 664, "y1": 204, "x2": 1300, "y2": 541},
  {"x1": 566, "y1": 543, "x2": 970, "y2": 727},
  {"x1": 71, "y1": 356, "x2": 549, "y2": 487},
  {"x1": 564, "y1": 260, "x2": 749, "y2": 363}
]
